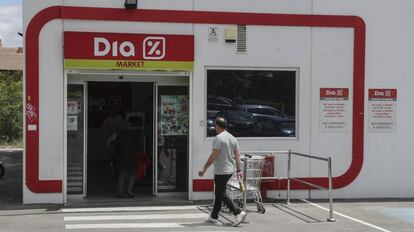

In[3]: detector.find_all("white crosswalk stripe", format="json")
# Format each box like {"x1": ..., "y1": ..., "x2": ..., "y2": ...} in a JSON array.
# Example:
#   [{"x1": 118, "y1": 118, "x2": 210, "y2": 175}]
[
  {"x1": 64, "y1": 213, "x2": 207, "y2": 221},
  {"x1": 63, "y1": 205, "x2": 199, "y2": 213},
  {"x1": 63, "y1": 205, "x2": 237, "y2": 231},
  {"x1": 66, "y1": 222, "x2": 214, "y2": 229}
]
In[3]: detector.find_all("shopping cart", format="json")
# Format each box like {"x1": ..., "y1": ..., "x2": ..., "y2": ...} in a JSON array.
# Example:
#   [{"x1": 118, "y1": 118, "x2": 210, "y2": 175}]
[{"x1": 226, "y1": 154, "x2": 266, "y2": 214}]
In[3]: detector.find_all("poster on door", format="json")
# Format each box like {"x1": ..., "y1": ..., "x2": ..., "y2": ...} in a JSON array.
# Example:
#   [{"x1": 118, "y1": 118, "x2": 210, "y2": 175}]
[
  {"x1": 160, "y1": 95, "x2": 189, "y2": 136},
  {"x1": 68, "y1": 115, "x2": 78, "y2": 131},
  {"x1": 67, "y1": 101, "x2": 79, "y2": 115},
  {"x1": 368, "y1": 89, "x2": 397, "y2": 132},
  {"x1": 319, "y1": 88, "x2": 349, "y2": 132}
]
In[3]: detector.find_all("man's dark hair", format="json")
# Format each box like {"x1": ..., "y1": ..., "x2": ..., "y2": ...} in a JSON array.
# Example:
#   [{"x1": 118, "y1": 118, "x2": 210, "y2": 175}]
[{"x1": 215, "y1": 117, "x2": 227, "y2": 129}]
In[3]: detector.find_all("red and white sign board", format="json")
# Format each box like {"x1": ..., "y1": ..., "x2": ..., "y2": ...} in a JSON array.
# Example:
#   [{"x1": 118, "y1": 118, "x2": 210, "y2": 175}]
[
  {"x1": 320, "y1": 88, "x2": 349, "y2": 132},
  {"x1": 67, "y1": 101, "x2": 79, "y2": 115},
  {"x1": 368, "y1": 89, "x2": 397, "y2": 132},
  {"x1": 64, "y1": 32, "x2": 194, "y2": 71}
]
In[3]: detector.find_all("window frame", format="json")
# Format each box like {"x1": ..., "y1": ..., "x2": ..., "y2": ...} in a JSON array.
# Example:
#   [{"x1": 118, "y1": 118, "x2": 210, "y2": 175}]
[{"x1": 204, "y1": 66, "x2": 299, "y2": 140}]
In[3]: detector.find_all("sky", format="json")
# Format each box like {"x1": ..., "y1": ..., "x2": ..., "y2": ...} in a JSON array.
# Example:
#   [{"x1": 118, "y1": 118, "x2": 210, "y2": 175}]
[{"x1": 0, "y1": 0, "x2": 22, "y2": 47}]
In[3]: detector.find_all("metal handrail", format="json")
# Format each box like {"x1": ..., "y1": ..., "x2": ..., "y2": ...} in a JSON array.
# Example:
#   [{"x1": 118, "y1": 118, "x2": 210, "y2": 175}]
[
  {"x1": 242, "y1": 150, "x2": 329, "y2": 161},
  {"x1": 291, "y1": 151, "x2": 330, "y2": 161},
  {"x1": 240, "y1": 150, "x2": 336, "y2": 222},
  {"x1": 292, "y1": 178, "x2": 328, "y2": 191}
]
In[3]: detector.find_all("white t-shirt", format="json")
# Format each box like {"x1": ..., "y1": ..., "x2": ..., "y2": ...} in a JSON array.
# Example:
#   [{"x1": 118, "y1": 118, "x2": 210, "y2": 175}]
[{"x1": 212, "y1": 130, "x2": 239, "y2": 175}]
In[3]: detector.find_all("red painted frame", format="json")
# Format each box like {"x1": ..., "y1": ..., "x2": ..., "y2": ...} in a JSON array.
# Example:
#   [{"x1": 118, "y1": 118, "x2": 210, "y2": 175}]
[{"x1": 25, "y1": 6, "x2": 365, "y2": 193}]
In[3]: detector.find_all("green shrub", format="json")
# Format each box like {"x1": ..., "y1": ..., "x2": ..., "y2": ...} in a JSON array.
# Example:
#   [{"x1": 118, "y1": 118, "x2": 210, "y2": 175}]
[{"x1": 0, "y1": 70, "x2": 23, "y2": 146}]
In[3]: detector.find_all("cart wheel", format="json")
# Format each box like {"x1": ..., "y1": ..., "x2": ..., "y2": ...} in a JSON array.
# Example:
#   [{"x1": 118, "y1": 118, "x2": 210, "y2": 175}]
[
  {"x1": 257, "y1": 204, "x2": 265, "y2": 214},
  {"x1": 233, "y1": 199, "x2": 239, "y2": 207},
  {"x1": 0, "y1": 163, "x2": 4, "y2": 179}
]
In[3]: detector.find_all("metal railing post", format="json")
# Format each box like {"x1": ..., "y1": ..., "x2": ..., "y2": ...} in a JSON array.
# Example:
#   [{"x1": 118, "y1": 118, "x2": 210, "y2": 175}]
[
  {"x1": 236, "y1": 150, "x2": 335, "y2": 222},
  {"x1": 286, "y1": 150, "x2": 291, "y2": 205},
  {"x1": 327, "y1": 157, "x2": 336, "y2": 222},
  {"x1": 243, "y1": 156, "x2": 248, "y2": 212}
]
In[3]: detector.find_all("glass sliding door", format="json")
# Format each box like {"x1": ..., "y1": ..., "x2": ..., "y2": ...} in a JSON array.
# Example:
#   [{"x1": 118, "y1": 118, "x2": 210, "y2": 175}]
[
  {"x1": 155, "y1": 85, "x2": 189, "y2": 194},
  {"x1": 67, "y1": 84, "x2": 86, "y2": 195}
]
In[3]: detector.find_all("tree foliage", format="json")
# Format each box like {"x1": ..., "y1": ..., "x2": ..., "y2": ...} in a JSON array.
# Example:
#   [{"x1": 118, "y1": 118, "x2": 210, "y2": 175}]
[{"x1": 0, "y1": 70, "x2": 23, "y2": 143}]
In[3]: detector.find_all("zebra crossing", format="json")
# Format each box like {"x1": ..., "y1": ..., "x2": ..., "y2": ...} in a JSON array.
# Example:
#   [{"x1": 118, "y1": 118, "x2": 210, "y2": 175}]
[{"x1": 63, "y1": 205, "x2": 239, "y2": 231}]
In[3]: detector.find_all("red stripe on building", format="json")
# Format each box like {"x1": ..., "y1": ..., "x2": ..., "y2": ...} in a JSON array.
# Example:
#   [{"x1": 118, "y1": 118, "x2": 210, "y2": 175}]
[{"x1": 25, "y1": 6, "x2": 365, "y2": 193}]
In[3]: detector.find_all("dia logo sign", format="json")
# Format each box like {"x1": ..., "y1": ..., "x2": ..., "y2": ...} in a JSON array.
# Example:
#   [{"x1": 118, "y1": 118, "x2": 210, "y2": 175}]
[
  {"x1": 93, "y1": 36, "x2": 166, "y2": 60},
  {"x1": 94, "y1": 37, "x2": 135, "y2": 57},
  {"x1": 143, "y1": 37, "x2": 166, "y2": 60}
]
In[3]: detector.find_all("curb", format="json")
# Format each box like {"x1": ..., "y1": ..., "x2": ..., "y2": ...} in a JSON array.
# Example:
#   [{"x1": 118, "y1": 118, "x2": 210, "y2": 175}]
[{"x1": 0, "y1": 148, "x2": 23, "y2": 152}]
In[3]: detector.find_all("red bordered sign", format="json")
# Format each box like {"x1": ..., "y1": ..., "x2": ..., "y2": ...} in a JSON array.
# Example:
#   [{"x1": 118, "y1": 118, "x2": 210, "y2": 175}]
[
  {"x1": 368, "y1": 89, "x2": 397, "y2": 101},
  {"x1": 64, "y1": 32, "x2": 194, "y2": 71},
  {"x1": 368, "y1": 88, "x2": 397, "y2": 132},
  {"x1": 319, "y1": 88, "x2": 350, "y2": 132},
  {"x1": 320, "y1": 88, "x2": 349, "y2": 100}
]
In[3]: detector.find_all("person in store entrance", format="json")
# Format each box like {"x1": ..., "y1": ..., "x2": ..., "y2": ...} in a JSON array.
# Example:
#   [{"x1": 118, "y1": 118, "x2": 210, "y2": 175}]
[
  {"x1": 102, "y1": 109, "x2": 127, "y2": 138},
  {"x1": 103, "y1": 109, "x2": 127, "y2": 178},
  {"x1": 198, "y1": 117, "x2": 247, "y2": 226},
  {"x1": 113, "y1": 128, "x2": 139, "y2": 198}
]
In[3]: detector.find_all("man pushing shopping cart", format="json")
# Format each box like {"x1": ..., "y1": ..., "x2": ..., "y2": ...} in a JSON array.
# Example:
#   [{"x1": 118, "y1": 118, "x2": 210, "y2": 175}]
[{"x1": 198, "y1": 117, "x2": 247, "y2": 227}]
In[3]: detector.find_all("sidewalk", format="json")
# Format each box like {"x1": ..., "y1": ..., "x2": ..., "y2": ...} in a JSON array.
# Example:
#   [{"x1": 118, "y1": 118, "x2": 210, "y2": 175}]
[
  {"x1": 1, "y1": 201, "x2": 413, "y2": 231},
  {"x1": 0, "y1": 149, "x2": 413, "y2": 231}
]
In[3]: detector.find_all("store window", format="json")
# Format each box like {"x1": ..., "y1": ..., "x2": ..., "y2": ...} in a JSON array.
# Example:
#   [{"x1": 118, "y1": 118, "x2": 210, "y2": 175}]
[{"x1": 206, "y1": 69, "x2": 296, "y2": 137}]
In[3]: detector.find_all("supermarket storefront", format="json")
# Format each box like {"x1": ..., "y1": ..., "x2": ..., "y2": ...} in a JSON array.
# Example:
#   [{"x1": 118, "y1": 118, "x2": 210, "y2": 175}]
[
  {"x1": 24, "y1": 0, "x2": 414, "y2": 204},
  {"x1": 64, "y1": 32, "x2": 193, "y2": 198}
]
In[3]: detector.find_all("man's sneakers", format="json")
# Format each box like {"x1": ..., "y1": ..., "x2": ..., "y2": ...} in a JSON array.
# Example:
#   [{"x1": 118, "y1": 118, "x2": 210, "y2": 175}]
[
  {"x1": 205, "y1": 211, "x2": 246, "y2": 227},
  {"x1": 205, "y1": 216, "x2": 223, "y2": 226},
  {"x1": 233, "y1": 211, "x2": 247, "y2": 226}
]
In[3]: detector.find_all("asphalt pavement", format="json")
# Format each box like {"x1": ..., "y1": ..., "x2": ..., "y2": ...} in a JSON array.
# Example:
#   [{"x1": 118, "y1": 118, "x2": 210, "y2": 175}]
[
  {"x1": 0, "y1": 149, "x2": 23, "y2": 208},
  {"x1": 1, "y1": 150, "x2": 414, "y2": 231},
  {"x1": 1, "y1": 201, "x2": 414, "y2": 232}
]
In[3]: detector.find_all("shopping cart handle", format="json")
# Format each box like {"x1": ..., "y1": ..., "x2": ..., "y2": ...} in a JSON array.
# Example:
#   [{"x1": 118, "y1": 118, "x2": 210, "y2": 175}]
[{"x1": 244, "y1": 154, "x2": 252, "y2": 158}]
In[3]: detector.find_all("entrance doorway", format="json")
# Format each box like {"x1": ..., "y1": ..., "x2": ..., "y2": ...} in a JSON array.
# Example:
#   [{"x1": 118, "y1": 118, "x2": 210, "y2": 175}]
[
  {"x1": 87, "y1": 82, "x2": 154, "y2": 198},
  {"x1": 66, "y1": 79, "x2": 189, "y2": 201}
]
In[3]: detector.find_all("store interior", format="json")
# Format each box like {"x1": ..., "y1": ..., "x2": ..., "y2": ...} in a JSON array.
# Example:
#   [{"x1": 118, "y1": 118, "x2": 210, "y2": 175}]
[{"x1": 87, "y1": 82, "x2": 154, "y2": 198}]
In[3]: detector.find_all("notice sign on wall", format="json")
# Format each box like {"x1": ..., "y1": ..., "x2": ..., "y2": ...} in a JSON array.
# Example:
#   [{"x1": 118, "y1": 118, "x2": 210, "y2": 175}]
[
  {"x1": 208, "y1": 27, "x2": 219, "y2": 43},
  {"x1": 368, "y1": 89, "x2": 397, "y2": 132},
  {"x1": 320, "y1": 88, "x2": 349, "y2": 132}
]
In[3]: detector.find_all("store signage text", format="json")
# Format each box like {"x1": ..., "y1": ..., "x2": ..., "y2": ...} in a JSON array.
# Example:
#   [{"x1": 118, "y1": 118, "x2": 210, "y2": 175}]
[
  {"x1": 64, "y1": 32, "x2": 193, "y2": 71},
  {"x1": 368, "y1": 88, "x2": 397, "y2": 132},
  {"x1": 320, "y1": 88, "x2": 349, "y2": 100},
  {"x1": 368, "y1": 89, "x2": 397, "y2": 100},
  {"x1": 94, "y1": 37, "x2": 136, "y2": 57},
  {"x1": 320, "y1": 88, "x2": 349, "y2": 132}
]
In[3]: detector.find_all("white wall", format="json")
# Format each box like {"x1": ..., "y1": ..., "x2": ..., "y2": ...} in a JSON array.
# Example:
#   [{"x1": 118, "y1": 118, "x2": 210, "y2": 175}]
[
  {"x1": 23, "y1": 0, "x2": 414, "y2": 203},
  {"x1": 312, "y1": 0, "x2": 414, "y2": 198},
  {"x1": 23, "y1": 0, "x2": 65, "y2": 204},
  {"x1": 192, "y1": 24, "x2": 314, "y2": 200}
]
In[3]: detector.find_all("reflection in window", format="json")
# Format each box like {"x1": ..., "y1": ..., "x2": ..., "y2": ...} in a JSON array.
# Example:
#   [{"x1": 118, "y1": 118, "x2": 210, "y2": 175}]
[{"x1": 207, "y1": 70, "x2": 296, "y2": 137}]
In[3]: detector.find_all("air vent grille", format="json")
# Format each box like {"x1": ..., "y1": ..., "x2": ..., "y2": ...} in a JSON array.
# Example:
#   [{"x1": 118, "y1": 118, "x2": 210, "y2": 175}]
[{"x1": 237, "y1": 25, "x2": 247, "y2": 53}]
